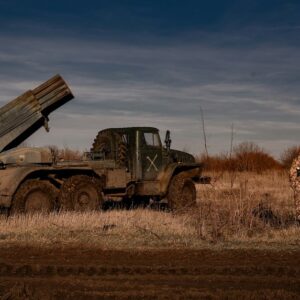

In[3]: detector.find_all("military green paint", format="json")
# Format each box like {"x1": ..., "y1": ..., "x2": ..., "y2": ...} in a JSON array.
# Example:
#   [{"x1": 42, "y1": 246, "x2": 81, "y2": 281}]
[{"x1": 92, "y1": 127, "x2": 198, "y2": 183}]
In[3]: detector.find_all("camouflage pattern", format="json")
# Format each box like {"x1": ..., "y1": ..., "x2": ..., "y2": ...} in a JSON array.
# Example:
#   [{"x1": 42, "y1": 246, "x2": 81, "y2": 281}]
[{"x1": 289, "y1": 155, "x2": 300, "y2": 220}]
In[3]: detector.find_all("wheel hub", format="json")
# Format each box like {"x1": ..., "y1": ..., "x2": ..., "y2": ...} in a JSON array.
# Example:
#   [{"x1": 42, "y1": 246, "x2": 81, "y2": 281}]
[
  {"x1": 25, "y1": 191, "x2": 51, "y2": 213},
  {"x1": 77, "y1": 192, "x2": 90, "y2": 206}
]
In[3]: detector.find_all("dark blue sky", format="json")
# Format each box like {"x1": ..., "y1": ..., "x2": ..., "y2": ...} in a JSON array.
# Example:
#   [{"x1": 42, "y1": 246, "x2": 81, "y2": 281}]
[
  {"x1": 1, "y1": 1, "x2": 299, "y2": 36},
  {"x1": 0, "y1": 0, "x2": 299, "y2": 155}
]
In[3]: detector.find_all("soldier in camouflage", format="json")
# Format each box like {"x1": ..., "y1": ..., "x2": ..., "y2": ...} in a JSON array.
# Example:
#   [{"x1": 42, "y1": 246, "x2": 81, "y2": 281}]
[{"x1": 289, "y1": 155, "x2": 300, "y2": 220}]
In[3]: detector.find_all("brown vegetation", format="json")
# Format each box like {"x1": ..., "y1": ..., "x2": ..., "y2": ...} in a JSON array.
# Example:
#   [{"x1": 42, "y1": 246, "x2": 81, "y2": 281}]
[
  {"x1": 1, "y1": 170, "x2": 299, "y2": 298},
  {"x1": 280, "y1": 145, "x2": 300, "y2": 169},
  {"x1": 199, "y1": 141, "x2": 282, "y2": 173},
  {"x1": 0, "y1": 170, "x2": 299, "y2": 249},
  {"x1": 1, "y1": 145, "x2": 299, "y2": 298},
  {"x1": 48, "y1": 145, "x2": 83, "y2": 161},
  {"x1": 196, "y1": 170, "x2": 299, "y2": 244}
]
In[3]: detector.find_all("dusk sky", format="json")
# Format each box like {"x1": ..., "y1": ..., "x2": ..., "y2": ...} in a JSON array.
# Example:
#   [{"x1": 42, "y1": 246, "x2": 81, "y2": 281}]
[{"x1": 0, "y1": 0, "x2": 299, "y2": 157}]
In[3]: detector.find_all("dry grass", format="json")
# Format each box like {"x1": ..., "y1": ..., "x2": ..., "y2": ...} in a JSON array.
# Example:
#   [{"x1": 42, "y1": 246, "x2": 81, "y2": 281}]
[
  {"x1": 0, "y1": 170, "x2": 299, "y2": 250},
  {"x1": 0, "y1": 210, "x2": 199, "y2": 249},
  {"x1": 194, "y1": 170, "x2": 299, "y2": 245}
]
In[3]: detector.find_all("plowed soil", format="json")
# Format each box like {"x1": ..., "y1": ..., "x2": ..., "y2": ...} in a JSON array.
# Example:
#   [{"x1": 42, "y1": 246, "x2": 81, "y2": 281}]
[{"x1": 0, "y1": 247, "x2": 300, "y2": 299}]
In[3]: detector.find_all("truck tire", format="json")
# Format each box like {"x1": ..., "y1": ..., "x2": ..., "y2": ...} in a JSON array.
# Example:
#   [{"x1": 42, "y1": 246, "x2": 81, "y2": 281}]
[
  {"x1": 58, "y1": 175, "x2": 103, "y2": 211},
  {"x1": 117, "y1": 141, "x2": 127, "y2": 166},
  {"x1": 11, "y1": 179, "x2": 57, "y2": 214},
  {"x1": 290, "y1": 155, "x2": 300, "y2": 220},
  {"x1": 91, "y1": 130, "x2": 114, "y2": 159},
  {"x1": 91, "y1": 130, "x2": 127, "y2": 166},
  {"x1": 167, "y1": 173, "x2": 197, "y2": 211}
]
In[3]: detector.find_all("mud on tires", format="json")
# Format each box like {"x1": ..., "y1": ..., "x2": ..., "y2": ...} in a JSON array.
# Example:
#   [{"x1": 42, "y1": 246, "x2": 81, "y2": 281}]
[
  {"x1": 167, "y1": 173, "x2": 196, "y2": 211},
  {"x1": 11, "y1": 179, "x2": 58, "y2": 214},
  {"x1": 58, "y1": 175, "x2": 103, "y2": 211}
]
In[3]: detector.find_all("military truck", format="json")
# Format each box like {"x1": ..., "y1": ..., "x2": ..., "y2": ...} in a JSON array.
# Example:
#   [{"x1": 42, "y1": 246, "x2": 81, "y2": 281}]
[{"x1": 0, "y1": 75, "x2": 209, "y2": 214}]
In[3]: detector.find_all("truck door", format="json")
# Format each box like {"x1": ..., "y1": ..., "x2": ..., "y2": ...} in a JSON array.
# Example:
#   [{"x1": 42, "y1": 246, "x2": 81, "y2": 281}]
[{"x1": 140, "y1": 131, "x2": 163, "y2": 180}]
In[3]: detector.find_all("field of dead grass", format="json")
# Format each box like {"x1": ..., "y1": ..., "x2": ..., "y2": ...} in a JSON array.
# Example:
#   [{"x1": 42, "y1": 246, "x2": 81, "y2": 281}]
[{"x1": 0, "y1": 170, "x2": 299, "y2": 250}]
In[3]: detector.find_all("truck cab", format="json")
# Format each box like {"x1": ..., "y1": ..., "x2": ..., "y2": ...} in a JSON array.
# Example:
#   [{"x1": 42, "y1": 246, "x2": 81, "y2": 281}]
[
  {"x1": 89, "y1": 127, "x2": 203, "y2": 208},
  {"x1": 90, "y1": 127, "x2": 196, "y2": 182}
]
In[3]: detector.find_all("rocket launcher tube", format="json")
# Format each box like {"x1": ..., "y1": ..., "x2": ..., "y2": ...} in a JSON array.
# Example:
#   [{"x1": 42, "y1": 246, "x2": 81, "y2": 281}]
[{"x1": 0, "y1": 74, "x2": 74, "y2": 153}]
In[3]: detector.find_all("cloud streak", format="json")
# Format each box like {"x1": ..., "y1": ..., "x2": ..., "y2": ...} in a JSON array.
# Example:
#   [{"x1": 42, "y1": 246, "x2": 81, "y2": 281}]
[{"x1": 0, "y1": 24, "x2": 299, "y2": 156}]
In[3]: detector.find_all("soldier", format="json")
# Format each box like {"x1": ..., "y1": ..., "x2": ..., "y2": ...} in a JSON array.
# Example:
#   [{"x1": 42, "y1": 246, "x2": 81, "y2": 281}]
[{"x1": 289, "y1": 155, "x2": 300, "y2": 220}]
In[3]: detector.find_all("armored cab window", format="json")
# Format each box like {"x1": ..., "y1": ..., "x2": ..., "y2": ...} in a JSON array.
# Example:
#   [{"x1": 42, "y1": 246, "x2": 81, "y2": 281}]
[{"x1": 143, "y1": 132, "x2": 160, "y2": 147}]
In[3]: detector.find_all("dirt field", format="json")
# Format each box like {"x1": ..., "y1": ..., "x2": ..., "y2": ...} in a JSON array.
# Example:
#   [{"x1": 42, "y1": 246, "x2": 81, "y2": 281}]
[
  {"x1": 1, "y1": 172, "x2": 300, "y2": 299},
  {"x1": 0, "y1": 247, "x2": 299, "y2": 299}
]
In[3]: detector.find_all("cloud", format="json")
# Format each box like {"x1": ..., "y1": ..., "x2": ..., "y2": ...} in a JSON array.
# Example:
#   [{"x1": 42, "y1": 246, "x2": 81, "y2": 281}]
[{"x1": 0, "y1": 30, "x2": 299, "y2": 156}]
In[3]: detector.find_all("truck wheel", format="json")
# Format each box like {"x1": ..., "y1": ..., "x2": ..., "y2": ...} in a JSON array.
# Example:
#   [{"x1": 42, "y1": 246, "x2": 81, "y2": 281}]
[
  {"x1": 11, "y1": 180, "x2": 57, "y2": 214},
  {"x1": 92, "y1": 139, "x2": 111, "y2": 157},
  {"x1": 167, "y1": 174, "x2": 197, "y2": 211},
  {"x1": 117, "y1": 141, "x2": 127, "y2": 166},
  {"x1": 92, "y1": 130, "x2": 127, "y2": 165},
  {"x1": 59, "y1": 175, "x2": 103, "y2": 211},
  {"x1": 91, "y1": 130, "x2": 114, "y2": 158}
]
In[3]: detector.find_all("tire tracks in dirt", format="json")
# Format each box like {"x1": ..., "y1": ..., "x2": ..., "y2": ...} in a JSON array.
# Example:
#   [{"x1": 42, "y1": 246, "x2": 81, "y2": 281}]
[
  {"x1": 0, "y1": 247, "x2": 300, "y2": 299},
  {"x1": 0, "y1": 263, "x2": 300, "y2": 278}
]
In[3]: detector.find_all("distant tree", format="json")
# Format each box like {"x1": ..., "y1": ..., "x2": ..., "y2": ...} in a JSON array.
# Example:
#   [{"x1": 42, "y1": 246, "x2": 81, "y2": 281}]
[
  {"x1": 47, "y1": 145, "x2": 82, "y2": 162},
  {"x1": 198, "y1": 142, "x2": 282, "y2": 173},
  {"x1": 280, "y1": 145, "x2": 300, "y2": 169},
  {"x1": 198, "y1": 153, "x2": 230, "y2": 172},
  {"x1": 233, "y1": 142, "x2": 281, "y2": 172}
]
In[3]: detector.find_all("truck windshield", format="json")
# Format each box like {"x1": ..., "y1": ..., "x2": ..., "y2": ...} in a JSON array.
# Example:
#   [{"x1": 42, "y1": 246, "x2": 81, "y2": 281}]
[{"x1": 143, "y1": 132, "x2": 160, "y2": 147}]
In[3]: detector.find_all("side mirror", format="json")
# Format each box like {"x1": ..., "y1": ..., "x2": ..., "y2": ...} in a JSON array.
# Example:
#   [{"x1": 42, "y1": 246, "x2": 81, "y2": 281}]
[{"x1": 164, "y1": 130, "x2": 172, "y2": 152}]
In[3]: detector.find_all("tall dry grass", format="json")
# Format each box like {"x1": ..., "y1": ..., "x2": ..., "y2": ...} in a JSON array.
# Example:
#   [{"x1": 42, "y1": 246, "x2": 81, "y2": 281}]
[
  {"x1": 194, "y1": 170, "x2": 298, "y2": 243},
  {"x1": 0, "y1": 170, "x2": 299, "y2": 250},
  {"x1": 0, "y1": 210, "x2": 199, "y2": 249}
]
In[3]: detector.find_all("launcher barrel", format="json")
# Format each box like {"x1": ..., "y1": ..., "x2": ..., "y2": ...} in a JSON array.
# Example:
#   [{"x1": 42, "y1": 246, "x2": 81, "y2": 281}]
[{"x1": 0, "y1": 74, "x2": 74, "y2": 153}]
